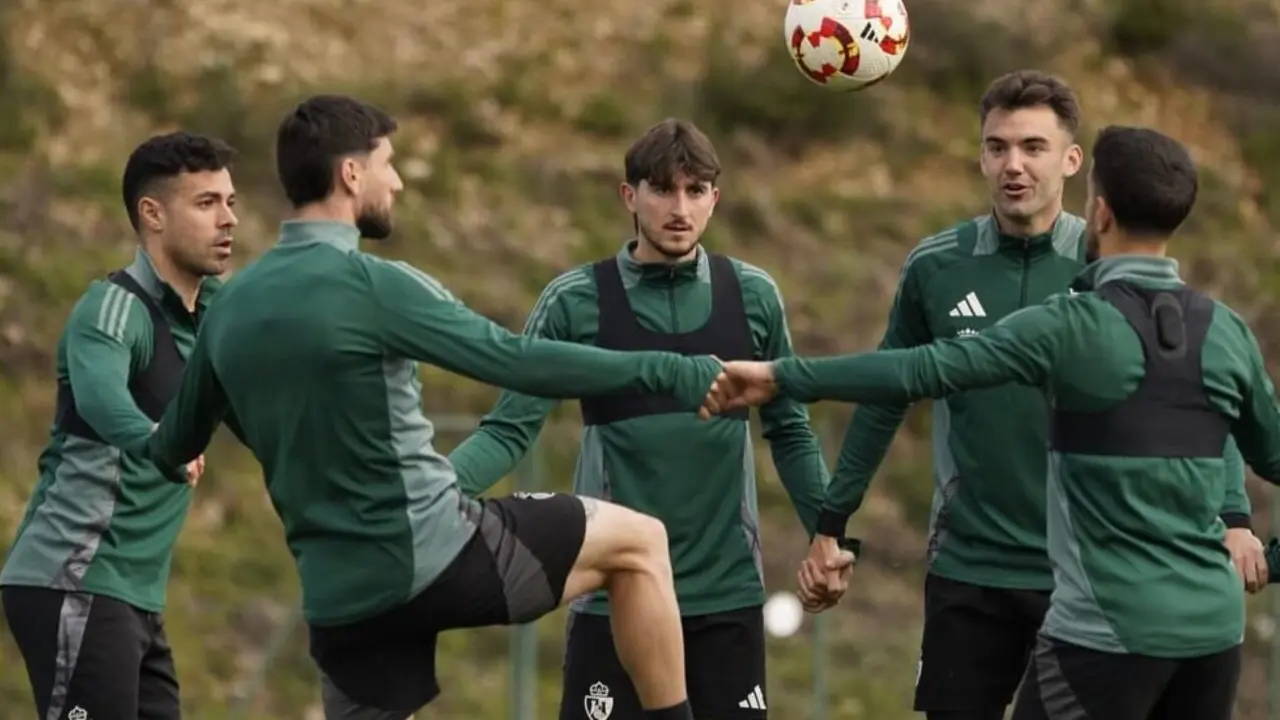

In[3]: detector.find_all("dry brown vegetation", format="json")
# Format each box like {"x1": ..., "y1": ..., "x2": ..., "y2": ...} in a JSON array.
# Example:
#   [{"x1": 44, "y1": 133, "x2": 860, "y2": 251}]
[{"x1": 3, "y1": 0, "x2": 1280, "y2": 716}]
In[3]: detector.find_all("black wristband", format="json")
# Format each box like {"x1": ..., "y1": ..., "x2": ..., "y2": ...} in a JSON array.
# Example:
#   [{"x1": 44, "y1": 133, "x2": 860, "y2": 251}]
[
  {"x1": 1221, "y1": 512, "x2": 1252, "y2": 530},
  {"x1": 816, "y1": 509, "x2": 850, "y2": 538},
  {"x1": 837, "y1": 537, "x2": 863, "y2": 562}
]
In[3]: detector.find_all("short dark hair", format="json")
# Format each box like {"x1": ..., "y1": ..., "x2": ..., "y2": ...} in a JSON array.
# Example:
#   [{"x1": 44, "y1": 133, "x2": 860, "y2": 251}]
[
  {"x1": 121, "y1": 132, "x2": 236, "y2": 231},
  {"x1": 624, "y1": 118, "x2": 721, "y2": 189},
  {"x1": 980, "y1": 70, "x2": 1082, "y2": 137},
  {"x1": 275, "y1": 94, "x2": 398, "y2": 208},
  {"x1": 1090, "y1": 126, "x2": 1197, "y2": 237}
]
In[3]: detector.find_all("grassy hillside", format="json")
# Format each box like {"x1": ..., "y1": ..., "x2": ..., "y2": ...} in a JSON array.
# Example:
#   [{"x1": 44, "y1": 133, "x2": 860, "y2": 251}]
[{"x1": 3, "y1": 0, "x2": 1280, "y2": 716}]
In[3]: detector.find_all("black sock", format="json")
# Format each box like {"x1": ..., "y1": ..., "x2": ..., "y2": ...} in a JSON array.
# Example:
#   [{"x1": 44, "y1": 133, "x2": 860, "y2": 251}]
[{"x1": 645, "y1": 700, "x2": 694, "y2": 720}]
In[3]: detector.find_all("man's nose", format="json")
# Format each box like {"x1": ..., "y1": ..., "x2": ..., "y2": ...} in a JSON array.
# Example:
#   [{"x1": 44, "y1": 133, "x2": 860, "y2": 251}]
[{"x1": 1003, "y1": 149, "x2": 1026, "y2": 174}]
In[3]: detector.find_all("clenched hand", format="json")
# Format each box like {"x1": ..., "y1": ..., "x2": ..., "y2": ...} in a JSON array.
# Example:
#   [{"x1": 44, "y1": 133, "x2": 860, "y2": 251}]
[
  {"x1": 700, "y1": 360, "x2": 781, "y2": 418},
  {"x1": 1225, "y1": 528, "x2": 1268, "y2": 593},
  {"x1": 184, "y1": 454, "x2": 206, "y2": 488},
  {"x1": 796, "y1": 535, "x2": 857, "y2": 613}
]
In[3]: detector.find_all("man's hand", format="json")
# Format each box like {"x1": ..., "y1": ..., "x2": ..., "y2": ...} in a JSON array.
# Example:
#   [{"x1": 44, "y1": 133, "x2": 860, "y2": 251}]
[
  {"x1": 1225, "y1": 528, "x2": 1268, "y2": 593},
  {"x1": 795, "y1": 534, "x2": 856, "y2": 613},
  {"x1": 184, "y1": 454, "x2": 206, "y2": 488},
  {"x1": 701, "y1": 360, "x2": 780, "y2": 418}
]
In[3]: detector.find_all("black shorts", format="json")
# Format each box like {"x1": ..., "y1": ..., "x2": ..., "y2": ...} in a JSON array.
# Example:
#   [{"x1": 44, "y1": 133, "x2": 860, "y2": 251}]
[
  {"x1": 914, "y1": 573, "x2": 1051, "y2": 714},
  {"x1": 1, "y1": 585, "x2": 180, "y2": 720},
  {"x1": 558, "y1": 605, "x2": 768, "y2": 720},
  {"x1": 310, "y1": 492, "x2": 587, "y2": 718},
  {"x1": 1011, "y1": 634, "x2": 1241, "y2": 720}
]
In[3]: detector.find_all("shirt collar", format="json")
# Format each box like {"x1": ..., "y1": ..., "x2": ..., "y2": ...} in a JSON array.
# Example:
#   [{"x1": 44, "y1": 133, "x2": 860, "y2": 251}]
[
  {"x1": 1072, "y1": 254, "x2": 1183, "y2": 291},
  {"x1": 614, "y1": 239, "x2": 709, "y2": 288},
  {"x1": 276, "y1": 220, "x2": 362, "y2": 253},
  {"x1": 123, "y1": 247, "x2": 222, "y2": 313}
]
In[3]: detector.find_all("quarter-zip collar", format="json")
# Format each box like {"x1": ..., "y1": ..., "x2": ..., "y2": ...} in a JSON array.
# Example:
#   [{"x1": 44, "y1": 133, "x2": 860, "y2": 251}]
[
  {"x1": 124, "y1": 247, "x2": 219, "y2": 316},
  {"x1": 614, "y1": 239, "x2": 708, "y2": 289},
  {"x1": 972, "y1": 211, "x2": 1085, "y2": 260},
  {"x1": 277, "y1": 220, "x2": 362, "y2": 253},
  {"x1": 1072, "y1": 254, "x2": 1183, "y2": 292}
]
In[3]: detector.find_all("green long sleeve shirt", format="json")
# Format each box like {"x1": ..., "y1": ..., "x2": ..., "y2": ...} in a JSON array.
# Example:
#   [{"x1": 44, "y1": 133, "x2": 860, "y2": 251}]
[
  {"x1": 138, "y1": 221, "x2": 722, "y2": 626},
  {"x1": 450, "y1": 243, "x2": 829, "y2": 614},
  {"x1": 450, "y1": 243, "x2": 828, "y2": 616},
  {"x1": 822, "y1": 213, "x2": 1249, "y2": 591},
  {"x1": 773, "y1": 255, "x2": 1280, "y2": 657},
  {"x1": 1, "y1": 249, "x2": 219, "y2": 612}
]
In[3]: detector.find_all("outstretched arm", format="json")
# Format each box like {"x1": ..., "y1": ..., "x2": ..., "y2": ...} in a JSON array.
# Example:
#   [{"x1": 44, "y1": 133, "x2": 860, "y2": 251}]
[
  {"x1": 772, "y1": 304, "x2": 1064, "y2": 406},
  {"x1": 145, "y1": 328, "x2": 231, "y2": 472},
  {"x1": 449, "y1": 273, "x2": 580, "y2": 497},
  {"x1": 365, "y1": 257, "x2": 720, "y2": 412}
]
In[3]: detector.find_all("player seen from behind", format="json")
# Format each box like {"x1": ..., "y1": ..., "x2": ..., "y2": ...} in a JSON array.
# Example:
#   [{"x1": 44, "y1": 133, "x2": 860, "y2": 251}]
[
  {"x1": 134, "y1": 94, "x2": 726, "y2": 720},
  {"x1": 1, "y1": 132, "x2": 237, "y2": 719},
  {"x1": 449, "y1": 118, "x2": 829, "y2": 720},
  {"x1": 808, "y1": 70, "x2": 1262, "y2": 720},
  {"x1": 710, "y1": 125, "x2": 1277, "y2": 720}
]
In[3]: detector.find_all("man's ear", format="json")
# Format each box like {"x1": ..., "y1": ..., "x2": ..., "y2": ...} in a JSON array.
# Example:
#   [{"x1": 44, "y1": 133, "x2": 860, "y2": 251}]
[
  {"x1": 1094, "y1": 196, "x2": 1115, "y2": 235},
  {"x1": 138, "y1": 197, "x2": 164, "y2": 233},
  {"x1": 1064, "y1": 143, "x2": 1084, "y2": 178},
  {"x1": 339, "y1": 156, "x2": 363, "y2": 196},
  {"x1": 619, "y1": 182, "x2": 637, "y2": 213}
]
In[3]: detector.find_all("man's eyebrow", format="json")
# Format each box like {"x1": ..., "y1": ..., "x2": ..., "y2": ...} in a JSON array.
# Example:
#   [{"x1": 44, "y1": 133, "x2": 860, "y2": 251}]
[{"x1": 984, "y1": 134, "x2": 1050, "y2": 144}]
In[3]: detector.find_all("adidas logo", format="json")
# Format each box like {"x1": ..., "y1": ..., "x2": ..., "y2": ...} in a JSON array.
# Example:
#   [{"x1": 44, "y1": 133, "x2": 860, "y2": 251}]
[
  {"x1": 739, "y1": 684, "x2": 766, "y2": 710},
  {"x1": 948, "y1": 291, "x2": 986, "y2": 317}
]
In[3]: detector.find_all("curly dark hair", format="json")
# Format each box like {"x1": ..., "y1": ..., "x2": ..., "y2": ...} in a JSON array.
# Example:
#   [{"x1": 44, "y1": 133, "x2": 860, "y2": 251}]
[{"x1": 121, "y1": 131, "x2": 236, "y2": 231}]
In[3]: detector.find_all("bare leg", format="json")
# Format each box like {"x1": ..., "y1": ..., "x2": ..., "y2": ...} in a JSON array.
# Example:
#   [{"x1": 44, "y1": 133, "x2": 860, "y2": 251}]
[{"x1": 560, "y1": 497, "x2": 688, "y2": 712}]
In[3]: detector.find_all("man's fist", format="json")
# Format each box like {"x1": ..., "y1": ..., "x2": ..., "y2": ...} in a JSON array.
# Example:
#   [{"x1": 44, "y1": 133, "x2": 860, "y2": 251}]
[
  {"x1": 184, "y1": 455, "x2": 206, "y2": 488},
  {"x1": 701, "y1": 361, "x2": 780, "y2": 418},
  {"x1": 1225, "y1": 528, "x2": 1268, "y2": 593}
]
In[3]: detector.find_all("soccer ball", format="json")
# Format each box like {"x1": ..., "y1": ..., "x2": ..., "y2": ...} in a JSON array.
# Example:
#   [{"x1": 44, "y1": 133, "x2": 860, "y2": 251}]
[{"x1": 783, "y1": 0, "x2": 910, "y2": 91}]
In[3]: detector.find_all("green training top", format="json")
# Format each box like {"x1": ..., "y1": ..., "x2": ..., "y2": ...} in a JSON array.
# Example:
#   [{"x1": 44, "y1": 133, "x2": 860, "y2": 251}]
[
  {"x1": 773, "y1": 255, "x2": 1280, "y2": 658},
  {"x1": 138, "y1": 221, "x2": 722, "y2": 627},
  {"x1": 449, "y1": 242, "x2": 828, "y2": 616},
  {"x1": 822, "y1": 213, "x2": 1249, "y2": 591},
  {"x1": 1, "y1": 249, "x2": 219, "y2": 612}
]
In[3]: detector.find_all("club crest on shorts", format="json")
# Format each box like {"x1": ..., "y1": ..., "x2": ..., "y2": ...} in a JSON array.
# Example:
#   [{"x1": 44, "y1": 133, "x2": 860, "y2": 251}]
[{"x1": 584, "y1": 681, "x2": 613, "y2": 720}]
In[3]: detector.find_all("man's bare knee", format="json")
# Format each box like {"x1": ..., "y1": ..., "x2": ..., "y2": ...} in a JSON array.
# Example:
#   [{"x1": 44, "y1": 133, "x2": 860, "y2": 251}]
[
  {"x1": 583, "y1": 498, "x2": 667, "y2": 561},
  {"x1": 563, "y1": 498, "x2": 670, "y2": 600}
]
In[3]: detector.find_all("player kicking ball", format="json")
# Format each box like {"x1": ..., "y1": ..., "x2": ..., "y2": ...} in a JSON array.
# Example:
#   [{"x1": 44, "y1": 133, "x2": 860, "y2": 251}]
[{"x1": 133, "y1": 95, "x2": 725, "y2": 720}]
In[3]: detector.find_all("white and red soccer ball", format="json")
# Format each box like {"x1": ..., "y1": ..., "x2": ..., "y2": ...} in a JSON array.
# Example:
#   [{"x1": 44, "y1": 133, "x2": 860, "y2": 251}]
[{"x1": 784, "y1": 0, "x2": 911, "y2": 91}]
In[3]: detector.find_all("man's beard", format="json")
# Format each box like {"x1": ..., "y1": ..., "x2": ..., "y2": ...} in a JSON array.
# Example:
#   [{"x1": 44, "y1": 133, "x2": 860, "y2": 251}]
[
  {"x1": 357, "y1": 205, "x2": 393, "y2": 240},
  {"x1": 174, "y1": 247, "x2": 225, "y2": 278},
  {"x1": 639, "y1": 220, "x2": 698, "y2": 259}
]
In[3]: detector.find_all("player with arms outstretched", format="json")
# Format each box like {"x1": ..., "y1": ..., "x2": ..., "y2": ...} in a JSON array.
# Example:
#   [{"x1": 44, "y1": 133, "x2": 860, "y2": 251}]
[
  {"x1": 812, "y1": 71, "x2": 1261, "y2": 720},
  {"x1": 712, "y1": 125, "x2": 1275, "y2": 720}
]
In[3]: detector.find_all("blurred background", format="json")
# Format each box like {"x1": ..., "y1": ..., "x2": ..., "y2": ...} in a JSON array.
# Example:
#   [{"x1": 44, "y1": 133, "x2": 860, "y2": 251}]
[{"x1": 4, "y1": 0, "x2": 1280, "y2": 717}]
